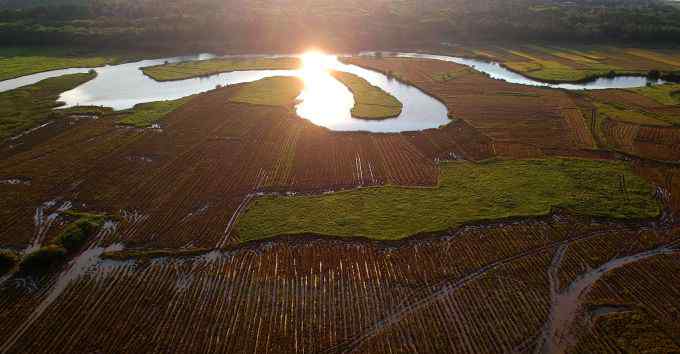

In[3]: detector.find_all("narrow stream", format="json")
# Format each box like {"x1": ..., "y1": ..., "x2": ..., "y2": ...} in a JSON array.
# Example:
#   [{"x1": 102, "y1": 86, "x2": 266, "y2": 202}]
[{"x1": 540, "y1": 243, "x2": 679, "y2": 354}]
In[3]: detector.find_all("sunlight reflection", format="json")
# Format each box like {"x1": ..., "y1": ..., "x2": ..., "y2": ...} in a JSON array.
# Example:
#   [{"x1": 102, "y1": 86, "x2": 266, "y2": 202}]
[{"x1": 295, "y1": 50, "x2": 354, "y2": 128}]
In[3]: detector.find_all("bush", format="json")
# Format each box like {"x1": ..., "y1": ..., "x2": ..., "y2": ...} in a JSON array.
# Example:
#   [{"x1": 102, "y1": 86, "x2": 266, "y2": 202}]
[
  {"x1": 53, "y1": 218, "x2": 102, "y2": 252},
  {"x1": 0, "y1": 250, "x2": 18, "y2": 274},
  {"x1": 648, "y1": 69, "x2": 661, "y2": 80},
  {"x1": 20, "y1": 245, "x2": 67, "y2": 271}
]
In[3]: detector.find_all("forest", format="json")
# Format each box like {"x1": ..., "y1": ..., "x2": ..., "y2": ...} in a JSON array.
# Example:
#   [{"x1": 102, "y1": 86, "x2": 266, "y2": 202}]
[{"x1": 1, "y1": 0, "x2": 680, "y2": 50}]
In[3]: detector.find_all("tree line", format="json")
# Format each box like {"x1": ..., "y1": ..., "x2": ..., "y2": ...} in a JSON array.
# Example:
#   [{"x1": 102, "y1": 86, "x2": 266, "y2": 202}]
[{"x1": 1, "y1": 0, "x2": 680, "y2": 50}]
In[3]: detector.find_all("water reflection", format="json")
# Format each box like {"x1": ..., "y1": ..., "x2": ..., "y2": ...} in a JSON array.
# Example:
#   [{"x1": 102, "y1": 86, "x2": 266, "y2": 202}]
[
  {"x1": 296, "y1": 52, "x2": 355, "y2": 129},
  {"x1": 54, "y1": 51, "x2": 450, "y2": 133},
  {"x1": 295, "y1": 52, "x2": 449, "y2": 132}
]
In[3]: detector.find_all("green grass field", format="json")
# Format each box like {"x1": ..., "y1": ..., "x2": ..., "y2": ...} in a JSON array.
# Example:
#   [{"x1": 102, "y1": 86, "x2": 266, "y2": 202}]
[
  {"x1": 0, "y1": 72, "x2": 96, "y2": 140},
  {"x1": 118, "y1": 96, "x2": 194, "y2": 128},
  {"x1": 229, "y1": 77, "x2": 303, "y2": 107},
  {"x1": 503, "y1": 48, "x2": 637, "y2": 83},
  {"x1": 236, "y1": 158, "x2": 660, "y2": 242},
  {"x1": 595, "y1": 102, "x2": 678, "y2": 127},
  {"x1": 0, "y1": 47, "x2": 123, "y2": 81},
  {"x1": 630, "y1": 84, "x2": 680, "y2": 106},
  {"x1": 142, "y1": 57, "x2": 301, "y2": 81},
  {"x1": 331, "y1": 71, "x2": 403, "y2": 119}
]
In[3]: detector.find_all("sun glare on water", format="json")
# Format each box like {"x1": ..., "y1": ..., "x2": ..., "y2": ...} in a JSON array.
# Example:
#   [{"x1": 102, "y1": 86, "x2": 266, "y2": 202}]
[{"x1": 295, "y1": 50, "x2": 354, "y2": 127}]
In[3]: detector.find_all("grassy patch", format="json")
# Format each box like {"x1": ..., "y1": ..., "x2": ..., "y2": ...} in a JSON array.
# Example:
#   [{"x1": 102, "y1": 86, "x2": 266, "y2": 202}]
[
  {"x1": 625, "y1": 49, "x2": 680, "y2": 68},
  {"x1": 504, "y1": 49, "x2": 628, "y2": 82},
  {"x1": 331, "y1": 71, "x2": 403, "y2": 119},
  {"x1": 236, "y1": 159, "x2": 660, "y2": 242},
  {"x1": 142, "y1": 57, "x2": 301, "y2": 81},
  {"x1": 594, "y1": 102, "x2": 674, "y2": 127},
  {"x1": 629, "y1": 84, "x2": 680, "y2": 106},
  {"x1": 53, "y1": 213, "x2": 106, "y2": 252},
  {"x1": 0, "y1": 72, "x2": 96, "y2": 141},
  {"x1": 117, "y1": 96, "x2": 194, "y2": 128},
  {"x1": 0, "y1": 250, "x2": 18, "y2": 275},
  {"x1": 229, "y1": 77, "x2": 303, "y2": 107},
  {"x1": 0, "y1": 46, "x2": 120, "y2": 81}
]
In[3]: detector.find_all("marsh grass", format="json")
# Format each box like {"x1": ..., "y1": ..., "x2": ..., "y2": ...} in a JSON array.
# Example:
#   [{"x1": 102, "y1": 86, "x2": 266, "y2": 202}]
[
  {"x1": 594, "y1": 102, "x2": 674, "y2": 127},
  {"x1": 504, "y1": 49, "x2": 635, "y2": 83},
  {"x1": 630, "y1": 84, "x2": 680, "y2": 106},
  {"x1": 0, "y1": 72, "x2": 96, "y2": 140},
  {"x1": 142, "y1": 57, "x2": 301, "y2": 82},
  {"x1": 237, "y1": 159, "x2": 660, "y2": 241},
  {"x1": 118, "y1": 96, "x2": 194, "y2": 128},
  {"x1": 0, "y1": 46, "x2": 119, "y2": 81},
  {"x1": 331, "y1": 71, "x2": 402, "y2": 119},
  {"x1": 229, "y1": 77, "x2": 303, "y2": 107}
]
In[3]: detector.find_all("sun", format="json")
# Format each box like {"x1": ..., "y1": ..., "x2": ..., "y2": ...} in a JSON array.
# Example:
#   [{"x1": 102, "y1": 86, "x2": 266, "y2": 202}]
[{"x1": 300, "y1": 50, "x2": 333, "y2": 75}]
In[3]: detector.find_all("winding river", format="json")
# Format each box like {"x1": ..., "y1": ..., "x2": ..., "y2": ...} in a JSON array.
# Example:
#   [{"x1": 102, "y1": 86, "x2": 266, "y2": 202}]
[{"x1": 0, "y1": 52, "x2": 668, "y2": 133}]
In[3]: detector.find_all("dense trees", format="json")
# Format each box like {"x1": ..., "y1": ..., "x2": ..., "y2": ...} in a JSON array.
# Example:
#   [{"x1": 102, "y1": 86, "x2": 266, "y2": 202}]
[{"x1": 0, "y1": 0, "x2": 680, "y2": 49}]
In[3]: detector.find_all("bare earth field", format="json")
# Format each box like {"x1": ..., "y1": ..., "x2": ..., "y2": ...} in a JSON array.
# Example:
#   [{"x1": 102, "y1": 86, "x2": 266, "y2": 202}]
[{"x1": 0, "y1": 49, "x2": 679, "y2": 353}]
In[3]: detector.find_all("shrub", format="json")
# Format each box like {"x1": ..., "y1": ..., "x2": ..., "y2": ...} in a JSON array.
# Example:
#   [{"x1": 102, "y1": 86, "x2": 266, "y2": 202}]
[
  {"x1": 53, "y1": 218, "x2": 103, "y2": 252},
  {"x1": 648, "y1": 70, "x2": 661, "y2": 79},
  {"x1": 20, "y1": 245, "x2": 67, "y2": 271},
  {"x1": 0, "y1": 250, "x2": 18, "y2": 274}
]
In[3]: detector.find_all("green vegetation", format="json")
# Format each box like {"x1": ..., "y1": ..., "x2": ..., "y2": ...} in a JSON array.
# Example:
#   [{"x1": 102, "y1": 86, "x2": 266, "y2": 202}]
[
  {"x1": 142, "y1": 57, "x2": 301, "y2": 82},
  {"x1": 504, "y1": 49, "x2": 633, "y2": 83},
  {"x1": 118, "y1": 96, "x2": 194, "y2": 128},
  {"x1": 19, "y1": 245, "x2": 67, "y2": 271},
  {"x1": 3, "y1": 1, "x2": 680, "y2": 50},
  {"x1": 229, "y1": 77, "x2": 303, "y2": 107},
  {"x1": 0, "y1": 250, "x2": 18, "y2": 275},
  {"x1": 630, "y1": 84, "x2": 680, "y2": 106},
  {"x1": 0, "y1": 46, "x2": 119, "y2": 81},
  {"x1": 595, "y1": 102, "x2": 679, "y2": 127},
  {"x1": 236, "y1": 159, "x2": 660, "y2": 241},
  {"x1": 331, "y1": 71, "x2": 403, "y2": 119},
  {"x1": 0, "y1": 72, "x2": 95, "y2": 140},
  {"x1": 53, "y1": 213, "x2": 106, "y2": 252},
  {"x1": 19, "y1": 211, "x2": 106, "y2": 272}
]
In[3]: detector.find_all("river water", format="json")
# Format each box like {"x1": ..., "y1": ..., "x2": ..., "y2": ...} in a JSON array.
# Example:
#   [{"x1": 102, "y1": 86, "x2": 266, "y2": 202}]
[{"x1": 0, "y1": 52, "x2": 667, "y2": 132}]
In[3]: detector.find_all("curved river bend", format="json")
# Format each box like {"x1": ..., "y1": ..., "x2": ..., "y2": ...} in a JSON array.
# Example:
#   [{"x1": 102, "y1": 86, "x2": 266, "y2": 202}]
[{"x1": 0, "y1": 52, "x2": 667, "y2": 133}]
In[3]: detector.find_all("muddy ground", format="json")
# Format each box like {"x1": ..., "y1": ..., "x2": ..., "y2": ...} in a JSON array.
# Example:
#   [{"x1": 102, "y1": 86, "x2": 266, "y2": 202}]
[{"x1": 0, "y1": 56, "x2": 679, "y2": 353}]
